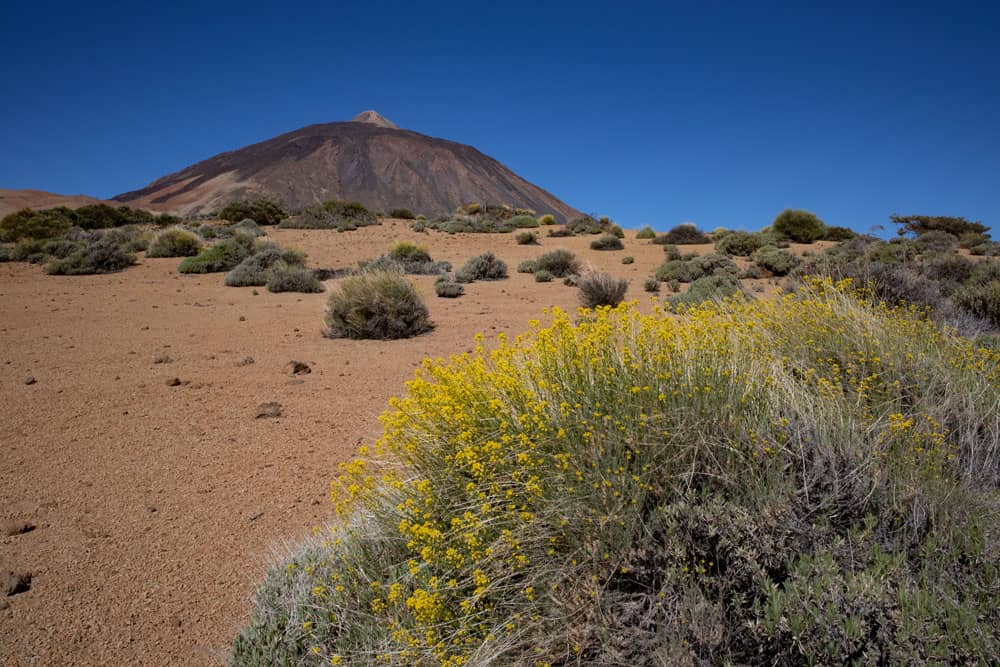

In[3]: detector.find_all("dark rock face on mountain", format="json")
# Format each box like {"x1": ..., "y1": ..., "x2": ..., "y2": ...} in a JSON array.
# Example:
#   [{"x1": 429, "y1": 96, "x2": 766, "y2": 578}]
[{"x1": 115, "y1": 111, "x2": 580, "y2": 220}]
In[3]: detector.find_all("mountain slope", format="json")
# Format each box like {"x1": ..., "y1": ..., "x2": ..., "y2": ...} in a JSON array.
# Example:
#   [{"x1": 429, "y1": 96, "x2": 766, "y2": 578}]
[{"x1": 115, "y1": 112, "x2": 581, "y2": 221}]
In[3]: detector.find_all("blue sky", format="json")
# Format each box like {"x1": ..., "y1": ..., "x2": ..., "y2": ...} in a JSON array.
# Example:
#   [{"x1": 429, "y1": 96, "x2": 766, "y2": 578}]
[{"x1": 2, "y1": 1, "x2": 997, "y2": 233}]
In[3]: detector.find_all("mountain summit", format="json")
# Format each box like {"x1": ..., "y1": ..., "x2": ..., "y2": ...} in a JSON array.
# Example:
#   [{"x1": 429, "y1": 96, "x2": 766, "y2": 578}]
[
  {"x1": 349, "y1": 110, "x2": 400, "y2": 129},
  {"x1": 114, "y1": 112, "x2": 580, "y2": 220}
]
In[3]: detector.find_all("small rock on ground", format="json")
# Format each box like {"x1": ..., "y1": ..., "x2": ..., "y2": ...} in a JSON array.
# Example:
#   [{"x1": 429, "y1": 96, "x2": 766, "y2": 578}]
[
  {"x1": 165, "y1": 377, "x2": 182, "y2": 387},
  {"x1": 1, "y1": 521, "x2": 36, "y2": 536},
  {"x1": 255, "y1": 402, "x2": 282, "y2": 419},
  {"x1": 2, "y1": 571, "x2": 31, "y2": 596},
  {"x1": 288, "y1": 361, "x2": 311, "y2": 375}
]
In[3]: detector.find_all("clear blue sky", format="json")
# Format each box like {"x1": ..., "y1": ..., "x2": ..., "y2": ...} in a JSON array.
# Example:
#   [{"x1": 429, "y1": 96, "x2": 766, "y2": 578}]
[{"x1": 2, "y1": 1, "x2": 997, "y2": 233}]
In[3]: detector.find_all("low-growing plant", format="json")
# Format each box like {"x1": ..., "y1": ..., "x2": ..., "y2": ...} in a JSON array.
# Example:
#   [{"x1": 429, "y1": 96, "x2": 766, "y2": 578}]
[
  {"x1": 217, "y1": 199, "x2": 287, "y2": 225},
  {"x1": 323, "y1": 270, "x2": 433, "y2": 339},
  {"x1": 922, "y1": 254, "x2": 974, "y2": 285},
  {"x1": 546, "y1": 227, "x2": 573, "y2": 238},
  {"x1": 434, "y1": 276, "x2": 464, "y2": 298},
  {"x1": 643, "y1": 276, "x2": 659, "y2": 292},
  {"x1": 752, "y1": 245, "x2": 801, "y2": 276},
  {"x1": 44, "y1": 236, "x2": 136, "y2": 275},
  {"x1": 621, "y1": 256, "x2": 634, "y2": 264},
  {"x1": 516, "y1": 231, "x2": 539, "y2": 245},
  {"x1": 577, "y1": 270, "x2": 628, "y2": 308},
  {"x1": 533, "y1": 249, "x2": 580, "y2": 277},
  {"x1": 668, "y1": 273, "x2": 742, "y2": 307},
  {"x1": 224, "y1": 247, "x2": 283, "y2": 287},
  {"x1": 590, "y1": 234, "x2": 624, "y2": 251},
  {"x1": 655, "y1": 223, "x2": 710, "y2": 245},
  {"x1": 178, "y1": 233, "x2": 256, "y2": 274},
  {"x1": 534, "y1": 269, "x2": 553, "y2": 283},
  {"x1": 389, "y1": 241, "x2": 432, "y2": 264},
  {"x1": 455, "y1": 252, "x2": 508, "y2": 283},
  {"x1": 510, "y1": 215, "x2": 540, "y2": 229},
  {"x1": 635, "y1": 225, "x2": 656, "y2": 239},
  {"x1": 537, "y1": 214, "x2": 556, "y2": 226},
  {"x1": 232, "y1": 218, "x2": 265, "y2": 237},
  {"x1": 773, "y1": 208, "x2": 826, "y2": 243},
  {"x1": 389, "y1": 208, "x2": 416, "y2": 220},
  {"x1": 655, "y1": 253, "x2": 738, "y2": 283},
  {"x1": 715, "y1": 230, "x2": 768, "y2": 257},
  {"x1": 565, "y1": 216, "x2": 605, "y2": 235},
  {"x1": 266, "y1": 263, "x2": 325, "y2": 293},
  {"x1": 914, "y1": 229, "x2": 959, "y2": 255},
  {"x1": 517, "y1": 260, "x2": 536, "y2": 274},
  {"x1": 0, "y1": 208, "x2": 73, "y2": 242},
  {"x1": 824, "y1": 225, "x2": 857, "y2": 241},
  {"x1": 146, "y1": 227, "x2": 202, "y2": 258},
  {"x1": 280, "y1": 200, "x2": 378, "y2": 231}
]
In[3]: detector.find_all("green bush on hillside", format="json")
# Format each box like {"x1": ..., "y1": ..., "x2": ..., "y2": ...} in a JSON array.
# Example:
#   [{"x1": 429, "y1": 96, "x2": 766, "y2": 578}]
[
  {"x1": 178, "y1": 233, "x2": 257, "y2": 273},
  {"x1": 217, "y1": 199, "x2": 287, "y2": 225},
  {"x1": 146, "y1": 227, "x2": 202, "y2": 258},
  {"x1": 773, "y1": 208, "x2": 826, "y2": 243},
  {"x1": 455, "y1": 252, "x2": 508, "y2": 283},
  {"x1": 323, "y1": 270, "x2": 433, "y2": 339},
  {"x1": 280, "y1": 200, "x2": 378, "y2": 231}
]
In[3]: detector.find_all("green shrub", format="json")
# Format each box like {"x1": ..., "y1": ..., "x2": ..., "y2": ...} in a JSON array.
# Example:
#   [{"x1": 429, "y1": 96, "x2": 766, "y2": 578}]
[
  {"x1": 389, "y1": 208, "x2": 416, "y2": 220},
  {"x1": 517, "y1": 260, "x2": 536, "y2": 274},
  {"x1": 44, "y1": 236, "x2": 136, "y2": 275},
  {"x1": 590, "y1": 234, "x2": 624, "y2": 251},
  {"x1": 954, "y1": 280, "x2": 1000, "y2": 327},
  {"x1": 752, "y1": 245, "x2": 801, "y2": 276},
  {"x1": 565, "y1": 216, "x2": 604, "y2": 235},
  {"x1": 323, "y1": 270, "x2": 433, "y2": 339},
  {"x1": 661, "y1": 243, "x2": 682, "y2": 260},
  {"x1": 621, "y1": 256, "x2": 634, "y2": 265},
  {"x1": 146, "y1": 228, "x2": 202, "y2": 258},
  {"x1": 890, "y1": 214, "x2": 988, "y2": 238},
  {"x1": 715, "y1": 230, "x2": 767, "y2": 257},
  {"x1": 41, "y1": 238, "x2": 83, "y2": 259},
  {"x1": 968, "y1": 261, "x2": 1000, "y2": 286},
  {"x1": 0, "y1": 246, "x2": 9, "y2": 262},
  {"x1": 534, "y1": 269, "x2": 554, "y2": 282},
  {"x1": 217, "y1": 199, "x2": 287, "y2": 225},
  {"x1": 516, "y1": 231, "x2": 539, "y2": 245},
  {"x1": 280, "y1": 200, "x2": 378, "y2": 231},
  {"x1": 266, "y1": 263, "x2": 325, "y2": 293},
  {"x1": 578, "y1": 271, "x2": 628, "y2": 308},
  {"x1": 655, "y1": 253, "x2": 738, "y2": 283},
  {"x1": 389, "y1": 241, "x2": 432, "y2": 264},
  {"x1": 533, "y1": 249, "x2": 580, "y2": 278},
  {"x1": 465, "y1": 202, "x2": 482, "y2": 215},
  {"x1": 959, "y1": 231, "x2": 990, "y2": 249},
  {"x1": 915, "y1": 230, "x2": 959, "y2": 255},
  {"x1": 824, "y1": 225, "x2": 857, "y2": 241},
  {"x1": 0, "y1": 208, "x2": 74, "y2": 242},
  {"x1": 635, "y1": 225, "x2": 656, "y2": 239},
  {"x1": 9, "y1": 238, "x2": 46, "y2": 262},
  {"x1": 866, "y1": 239, "x2": 917, "y2": 264},
  {"x1": 455, "y1": 252, "x2": 508, "y2": 283},
  {"x1": 177, "y1": 234, "x2": 256, "y2": 273},
  {"x1": 232, "y1": 218, "x2": 265, "y2": 237},
  {"x1": 538, "y1": 214, "x2": 556, "y2": 226},
  {"x1": 546, "y1": 227, "x2": 573, "y2": 238},
  {"x1": 434, "y1": 276, "x2": 464, "y2": 298},
  {"x1": 773, "y1": 208, "x2": 826, "y2": 243},
  {"x1": 643, "y1": 276, "x2": 659, "y2": 292},
  {"x1": 668, "y1": 273, "x2": 742, "y2": 307},
  {"x1": 656, "y1": 223, "x2": 710, "y2": 245},
  {"x1": 410, "y1": 221, "x2": 426, "y2": 233},
  {"x1": 510, "y1": 215, "x2": 540, "y2": 229},
  {"x1": 224, "y1": 248, "x2": 283, "y2": 287},
  {"x1": 607, "y1": 224, "x2": 625, "y2": 238},
  {"x1": 922, "y1": 254, "x2": 974, "y2": 285}
]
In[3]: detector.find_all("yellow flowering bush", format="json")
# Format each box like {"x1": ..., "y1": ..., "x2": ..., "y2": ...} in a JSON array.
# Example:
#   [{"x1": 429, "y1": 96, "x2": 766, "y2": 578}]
[{"x1": 233, "y1": 279, "x2": 1000, "y2": 665}]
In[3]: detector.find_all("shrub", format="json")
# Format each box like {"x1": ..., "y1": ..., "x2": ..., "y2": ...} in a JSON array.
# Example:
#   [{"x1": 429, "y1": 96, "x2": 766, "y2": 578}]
[
  {"x1": 533, "y1": 249, "x2": 580, "y2": 277},
  {"x1": 715, "y1": 230, "x2": 767, "y2": 257},
  {"x1": 668, "y1": 273, "x2": 742, "y2": 307},
  {"x1": 323, "y1": 270, "x2": 433, "y2": 339},
  {"x1": 546, "y1": 227, "x2": 573, "y2": 238},
  {"x1": 517, "y1": 260, "x2": 536, "y2": 274},
  {"x1": 751, "y1": 245, "x2": 801, "y2": 276},
  {"x1": 389, "y1": 208, "x2": 416, "y2": 220},
  {"x1": 266, "y1": 263, "x2": 325, "y2": 293},
  {"x1": 510, "y1": 215, "x2": 540, "y2": 229},
  {"x1": 9, "y1": 238, "x2": 46, "y2": 262},
  {"x1": 959, "y1": 231, "x2": 990, "y2": 249},
  {"x1": 922, "y1": 254, "x2": 974, "y2": 285},
  {"x1": 590, "y1": 234, "x2": 624, "y2": 251},
  {"x1": 607, "y1": 224, "x2": 625, "y2": 239},
  {"x1": 217, "y1": 199, "x2": 287, "y2": 225},
  {"x1": 0, "y1": 208, "x2": 74, "y2": 242},
  {"x1": 866, "y1": 239, "x2": 917, "y2": 264},
  {"x1": 280, "y1": 200, "x2": 378, "y2": 231},
  {"x1": 824, "y1": 225, "x2": 857, "y2": 241},
  {"x1": 389, "y1": 241, "x2": 432, "y2": 264},
  {"x1": 656, "y1": 223, "x2": 710, "y2": 245},
  {"x1": 635, "y1": 225, "x2": 656, "y2": 239},
  {"x1": 224, "y1": 248, "x2": 283, "y2": 287},
  {"x1": 968, "y1": 261, "x2": 1000, "y2": 286},
  {"x1": 890, "y1": 214, "x2": 988, "y2": 238},
  {"x1": 621, "y1": 256, "x2": 634, "y2": 265},
  {"x1": 44, "y1": 236, "x2": 136, "y2": 275},
  {"x1": 232, "y1": 218, "x2": 265, "y2": 237},
  {"x1": 954, "y1": 280, "x2": 1000, "y2": 327},
  {"x1": 534, "y1": 269, "x2": 554, "y2": 283},
  {"x1": 538, "y1": 214, "x2": 556, "y2": 226},
  {"x1": 661, "y1": 243, "x2": 682, "y2": 260},
  {"x1": 577, "y1": 271, "x2": 628, "y2": 308},
  {"x1": 434, "y1": 276, "x2": 464, "y2": 298},
  {"x1": 178, "y1": 234, "x2": 256, "y2": 273},
  {"x1": 41, "y1": 238, "x2": 83, "y2": 259},
  {"x1": 565, "y1": 216, "x2": 604, "y2": 235},
  {"x1": 465, "y1": 202, "x2": 482, "y2": 214},
  {"x1": 236, "y1": 284, "x2": 1000, "y2": 665},
  {"x1": 655, "y1": 253, "x2": 737, "y2": 283},
  {"x1": 516, "y1": 231, "x2": 539, "y2": 245},
  {"x1": 146, "y1": 227, "x2": 202, "y2": 257},
  {"x1": 455, "y1": 252, "x2": 508, "y2": 283},
  {"x1": 643, "y1": 276, "x2": 659, "y2": 292},
  {"x1": 915, "y1": 230, "x2": 959, "y2": 255},
  {"x1": 773, "y1": 208, "x2": 826, "y2": 243},
  {"x1": 73, "y1": 203, "x2": 127, "y2": 229}
]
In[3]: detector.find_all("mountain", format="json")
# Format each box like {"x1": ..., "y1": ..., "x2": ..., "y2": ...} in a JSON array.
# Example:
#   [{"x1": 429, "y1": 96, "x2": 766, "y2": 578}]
[
  {"x1": 0, "y1": 189, "x2": 110, "y2": 218},
  {"x1": 114, "y1": 111, "x2": 581, "y2": 221}
]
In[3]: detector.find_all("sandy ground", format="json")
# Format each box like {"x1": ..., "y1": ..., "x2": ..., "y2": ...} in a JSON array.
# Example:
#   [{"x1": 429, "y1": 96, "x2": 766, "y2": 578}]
[{"x1": 0, "y1": 222, "x2": 779, "y2": 664}]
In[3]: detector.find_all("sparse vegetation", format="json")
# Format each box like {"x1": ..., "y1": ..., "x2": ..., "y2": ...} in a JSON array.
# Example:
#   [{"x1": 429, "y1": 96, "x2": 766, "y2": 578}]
[
  {"x1": 266, "y1": 263, "x2": 325, "y2": 293},
  {"x1": 517, "y1": 260, "x2": 536, "y2": 274},
  {"x1": 232, "y1": 218, "x2": 265, "y2": 237},
  {"x1": 434, "y1": 276, "x2": 464, "y2": 298},
  {"x1": 515, "y1": 231, "x2": 539, "y2": 245},
  {"x1": 455, "y1": 252, "x2": 508, "y2": 283},
  {"x1": 546, "y1": 227, "x2": 573, "y2": 238},
  {"x1": 577, "y1": 270, "x2": 628, "y2": 308},
  {"x1": 323, "y1": 270, "x2": 433, "y2": 339},
  {"x1": 280, "y1": 199, "x2": 378, "y2": 231},
  {"x1": 178, "y1": 233, "x2": 257, "y2": 274},
  {"x1": 590, "y1": 234, "x2": 624, "y2": 251},
  {"x1": 534, "y1": 269, "x2": 554, "y2": 283},
  {"x1": 44, "y1": 235, "x2": 137, "y2": 275},
  {"x1": 146, "y1": 227, "x2": 202, "y2": 258},
  {"x1": 643, "y1": 276, "x2": 659, "y2": 292}
]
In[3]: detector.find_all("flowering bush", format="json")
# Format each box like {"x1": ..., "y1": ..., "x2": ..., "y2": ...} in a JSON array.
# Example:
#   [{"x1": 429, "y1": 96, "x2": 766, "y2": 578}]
[{"x1": 234, "y1": 280, "x2": 1000, "y2": 665}]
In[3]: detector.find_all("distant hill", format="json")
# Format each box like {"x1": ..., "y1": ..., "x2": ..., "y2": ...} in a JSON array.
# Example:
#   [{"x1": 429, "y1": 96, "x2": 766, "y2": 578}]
[
  {"x1": 114, "y1": 111, "x2": 582, "y2": 221},
  {"x1": 0, "y1": 189, "x2": 109, "y2": 218}
]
